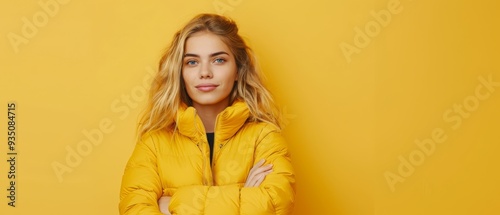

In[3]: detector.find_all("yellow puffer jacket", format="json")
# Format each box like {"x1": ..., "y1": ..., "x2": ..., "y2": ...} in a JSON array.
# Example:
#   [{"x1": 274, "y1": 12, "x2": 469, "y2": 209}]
[{"x1": 119, "y1": 101, "x2": 295, "y2": 215}]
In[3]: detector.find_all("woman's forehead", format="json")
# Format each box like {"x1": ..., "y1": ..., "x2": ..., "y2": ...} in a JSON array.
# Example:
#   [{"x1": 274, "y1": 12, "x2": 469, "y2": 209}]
[{"x1": 185, "y1": 32, "x2": 232, "y2": 56}]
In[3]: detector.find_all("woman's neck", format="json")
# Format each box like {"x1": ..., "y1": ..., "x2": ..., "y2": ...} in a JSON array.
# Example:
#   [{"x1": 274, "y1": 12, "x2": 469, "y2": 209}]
[{"x1": 193, "y1": 101, "x2": 229, "y2": 133}]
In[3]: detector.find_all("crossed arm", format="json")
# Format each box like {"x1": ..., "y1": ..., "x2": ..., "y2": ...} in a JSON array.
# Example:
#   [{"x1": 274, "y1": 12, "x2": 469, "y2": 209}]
[
  {"x1": 158, "y1": 159, "x2": 274, "y2": 214},
  {"x1": 119, "y1": 129, "x2": 295, "y2": 215}
]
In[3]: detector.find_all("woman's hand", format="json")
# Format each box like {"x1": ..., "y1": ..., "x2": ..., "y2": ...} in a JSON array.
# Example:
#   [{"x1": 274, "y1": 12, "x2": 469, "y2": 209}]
[
  {"x1": 158, "y1": 196, "x2": 172, "y2": 215},
  {"x1": 244, "y1": 159, "x2": 273, "y2": 187}
]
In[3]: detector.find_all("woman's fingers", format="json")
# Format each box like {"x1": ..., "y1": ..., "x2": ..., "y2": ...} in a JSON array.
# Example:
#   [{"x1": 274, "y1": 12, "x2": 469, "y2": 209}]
[
  {"x1": 252, "y1": 170, "x2": 272, "y2": 187},
  {"x1": 254, "y1": 169, "x2": 273, "y2": 186},
  {"x1": 245, "y1": 160, "x2": 263, "y2": 187},
  {"x1": 244, "y1": 159, "x2": 274, "y2": 187},
  {"x1": 248, "y1": 159, "x2": 265, "y2": 175},
  {"x1": 247, "y1": 159, "x2": 264, "y2": 177}
]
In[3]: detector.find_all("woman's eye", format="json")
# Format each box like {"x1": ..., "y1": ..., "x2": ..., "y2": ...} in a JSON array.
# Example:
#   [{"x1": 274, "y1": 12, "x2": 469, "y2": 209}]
[
  {"x1": 214, "y1": 58, "x2": 226, "y2": 64},
  {"x1": 186, "y1": 60, "x2": 197, "y2": 66}
]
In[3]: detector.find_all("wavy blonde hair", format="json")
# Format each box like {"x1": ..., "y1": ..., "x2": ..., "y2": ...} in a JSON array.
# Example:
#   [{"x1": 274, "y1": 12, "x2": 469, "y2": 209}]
[{"x1": 138, "y1": 13, "x2": 282, "y2": 138}]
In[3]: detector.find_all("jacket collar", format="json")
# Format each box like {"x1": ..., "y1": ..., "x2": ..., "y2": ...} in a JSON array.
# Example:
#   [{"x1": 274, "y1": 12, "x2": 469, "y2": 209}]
[{"x1": 176, "y1": 100, "x2": 250, "y2": 142}]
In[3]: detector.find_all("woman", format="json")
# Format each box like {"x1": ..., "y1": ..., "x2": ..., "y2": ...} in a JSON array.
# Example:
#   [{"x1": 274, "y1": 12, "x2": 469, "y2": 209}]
[{"x1": 119, "y1": 13, "x2": 295, "y2": 215}]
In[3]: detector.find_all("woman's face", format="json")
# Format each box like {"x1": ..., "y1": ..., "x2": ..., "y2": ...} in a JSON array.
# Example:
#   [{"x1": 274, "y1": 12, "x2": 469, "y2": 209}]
[{"x1": 182, "y1": 31, "x2": 238, "y2": 110}]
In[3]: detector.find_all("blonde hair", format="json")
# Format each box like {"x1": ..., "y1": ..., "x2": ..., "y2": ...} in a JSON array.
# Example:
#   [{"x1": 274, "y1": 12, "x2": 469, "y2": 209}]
[{"x1": 138, "y1": 13, "x2": 282, "y2": 138}]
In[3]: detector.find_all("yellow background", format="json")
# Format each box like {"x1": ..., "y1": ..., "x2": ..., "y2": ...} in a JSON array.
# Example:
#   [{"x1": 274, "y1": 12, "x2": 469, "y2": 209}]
[{"x1": 1, "y1": 0, "x2": 499, "y2": 214}]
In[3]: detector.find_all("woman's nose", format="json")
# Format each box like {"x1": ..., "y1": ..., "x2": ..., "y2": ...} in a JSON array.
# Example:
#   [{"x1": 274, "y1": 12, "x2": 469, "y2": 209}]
[{"x1": 199, "y1": 62, "x2": 213, "y2": 78}]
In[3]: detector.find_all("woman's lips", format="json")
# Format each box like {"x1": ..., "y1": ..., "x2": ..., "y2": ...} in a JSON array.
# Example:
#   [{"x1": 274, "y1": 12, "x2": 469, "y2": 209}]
[{"x1": 195, "y1": 84, "x2": 218, "y2": 92}]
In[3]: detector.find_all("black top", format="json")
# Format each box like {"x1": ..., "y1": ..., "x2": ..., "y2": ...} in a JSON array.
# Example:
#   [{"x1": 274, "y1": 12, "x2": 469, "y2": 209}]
[{"x1": 206, "y1": 132, "x2": 215, "y2": 164}]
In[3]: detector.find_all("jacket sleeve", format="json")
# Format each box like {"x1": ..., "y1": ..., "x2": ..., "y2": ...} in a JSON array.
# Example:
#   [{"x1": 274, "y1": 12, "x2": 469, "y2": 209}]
[
  {"x1": 169, "y1": 126, "x2": 296, "y2": 215},
  {"x1": 119, "y1": 134, "x2": 164, "y2": 215}
]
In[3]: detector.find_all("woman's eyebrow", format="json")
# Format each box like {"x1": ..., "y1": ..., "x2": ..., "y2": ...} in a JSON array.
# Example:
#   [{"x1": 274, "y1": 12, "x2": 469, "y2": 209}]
[
  {"x1": 184, "y1": 53, "x2": 199, "y2": 58},
  {"x1": 209, "y1": 51, "x2": 229, "y2": 57},
  {"x1": 184, "y1": 51, "x2": 229, "y2": 58}
]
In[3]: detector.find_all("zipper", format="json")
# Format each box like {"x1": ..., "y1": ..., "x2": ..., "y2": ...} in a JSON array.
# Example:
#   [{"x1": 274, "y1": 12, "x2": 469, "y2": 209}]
[
  {"x1": 212, "y1": 143, "x2": 226, "y2": 177},
  {"x1": 193, "y1": 109, "x2": 209, "y2": 186},
  {"x1": 196, "y1": 142, "x2": 208, "y2": 186},
  {"x1": 195, "y1": 110, "x2": 212, "y2": 186}
]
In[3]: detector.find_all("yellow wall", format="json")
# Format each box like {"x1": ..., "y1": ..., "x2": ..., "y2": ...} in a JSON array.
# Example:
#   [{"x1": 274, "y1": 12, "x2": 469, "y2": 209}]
[{"x1": 1, "y1": 0, "x2": 499, "y2": 214}]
